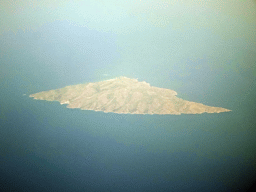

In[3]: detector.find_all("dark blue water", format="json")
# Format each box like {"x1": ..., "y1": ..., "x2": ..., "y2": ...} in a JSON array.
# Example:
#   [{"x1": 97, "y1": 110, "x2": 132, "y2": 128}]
[
  {"x1": 1, "y1": 19, "x2": 256, "y2": 192},
  {"x1": 1, "y1": 71, "x2": 255, "y2": 191}
]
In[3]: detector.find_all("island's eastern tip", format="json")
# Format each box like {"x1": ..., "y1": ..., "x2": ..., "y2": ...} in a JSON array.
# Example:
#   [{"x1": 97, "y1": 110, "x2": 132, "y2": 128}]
[{"x1": 29, "y1": 76, "x2": 231, "y2": 115}]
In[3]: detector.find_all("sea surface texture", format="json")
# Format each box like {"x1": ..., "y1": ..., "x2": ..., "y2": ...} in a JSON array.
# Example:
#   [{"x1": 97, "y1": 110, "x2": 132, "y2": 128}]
[{"x1": 1, "y1": 1, "x2": 255, "y2": 191}]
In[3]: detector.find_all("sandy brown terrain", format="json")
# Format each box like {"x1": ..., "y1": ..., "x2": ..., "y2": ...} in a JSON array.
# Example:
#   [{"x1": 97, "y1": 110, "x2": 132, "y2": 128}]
[{"x1": 29, "y1": 76, "x2": 231, "y2": 115}]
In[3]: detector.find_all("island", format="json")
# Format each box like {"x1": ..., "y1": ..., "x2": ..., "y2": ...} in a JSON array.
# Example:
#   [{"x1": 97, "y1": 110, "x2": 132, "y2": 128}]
[{"x1": 29, "y1": 76, "x2": 231, "y2": 115}]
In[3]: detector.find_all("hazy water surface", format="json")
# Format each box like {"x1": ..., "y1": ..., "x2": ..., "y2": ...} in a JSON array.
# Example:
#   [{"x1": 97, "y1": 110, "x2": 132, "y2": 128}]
[{"x1": 1, "y1": 1, "x2": 256, "y2": 191}]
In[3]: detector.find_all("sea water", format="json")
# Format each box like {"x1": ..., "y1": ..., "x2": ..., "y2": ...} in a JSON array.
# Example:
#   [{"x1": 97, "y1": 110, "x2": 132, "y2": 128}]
[
  {"x1": 1, "y1": 20, "x2": 255, "y2": 191},
  {"x1": 1, "y1": 70, "x2": 255, "y2": 192}
]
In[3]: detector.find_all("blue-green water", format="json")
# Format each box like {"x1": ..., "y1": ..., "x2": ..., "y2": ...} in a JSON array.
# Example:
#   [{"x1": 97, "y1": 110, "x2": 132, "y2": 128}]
[
  {"x1": 1, "y1": 5, "x2": 256, "y2": 191},
  {"x1": 1, "y1": 62, "x2": 255, "y2": 191}
]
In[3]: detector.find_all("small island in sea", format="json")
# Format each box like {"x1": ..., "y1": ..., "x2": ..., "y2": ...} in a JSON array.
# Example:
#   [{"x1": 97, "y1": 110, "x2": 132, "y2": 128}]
[{"x1": 29, "y1": 77, "x2": 231, "y2": 115}]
